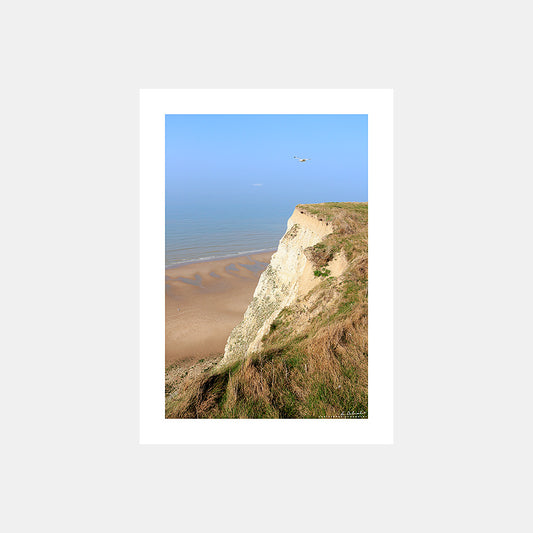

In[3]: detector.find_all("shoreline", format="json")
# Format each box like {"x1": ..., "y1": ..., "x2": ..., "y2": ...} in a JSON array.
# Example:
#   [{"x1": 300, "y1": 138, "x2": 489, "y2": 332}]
[
  {"x1": 165, "y1": 248, "x2": 277, "y2": 270},
  {"x1": 165, "y1": 251, "x2": 273, "y2": 366}
]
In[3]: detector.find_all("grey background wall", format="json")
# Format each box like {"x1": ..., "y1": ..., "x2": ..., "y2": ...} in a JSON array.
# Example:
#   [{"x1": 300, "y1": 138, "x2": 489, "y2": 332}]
[{"x1": 1, "y1": 1, "x2": 531, "y2": 532}]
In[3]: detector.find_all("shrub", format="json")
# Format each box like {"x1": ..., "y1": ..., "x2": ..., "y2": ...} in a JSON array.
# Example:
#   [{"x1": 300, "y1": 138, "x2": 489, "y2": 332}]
[{"x1": 313, "y1": 268, "x2": 331, "y2": 278}]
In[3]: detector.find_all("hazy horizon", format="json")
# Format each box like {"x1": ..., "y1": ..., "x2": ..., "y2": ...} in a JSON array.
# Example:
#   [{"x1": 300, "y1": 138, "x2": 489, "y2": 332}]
[{"x1": 165, "y1": 114, "x2": 368, "y2": 265}]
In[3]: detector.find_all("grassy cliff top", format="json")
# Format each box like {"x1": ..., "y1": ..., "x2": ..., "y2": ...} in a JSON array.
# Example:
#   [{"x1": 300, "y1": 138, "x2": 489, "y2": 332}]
[
  {"x1": 297, "y1": 201, "x2": 368, "y2": 221},
  {"x1": 166, "y1": 202, "x2": 368, "y2": 419},
  {"x1": 299, "y1": 202, "x2": 367, "y2": 265}
]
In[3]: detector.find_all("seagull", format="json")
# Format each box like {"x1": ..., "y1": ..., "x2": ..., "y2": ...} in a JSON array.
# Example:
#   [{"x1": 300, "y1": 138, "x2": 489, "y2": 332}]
[{"x1": 294, "y1": 156, "x2": 310, "y2": 162}]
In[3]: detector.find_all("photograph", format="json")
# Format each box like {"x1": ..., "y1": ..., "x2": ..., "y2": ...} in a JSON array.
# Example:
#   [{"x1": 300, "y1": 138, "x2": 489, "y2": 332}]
[{"x1": 164, "y1": 114, "x2": 369, "y2": 418}]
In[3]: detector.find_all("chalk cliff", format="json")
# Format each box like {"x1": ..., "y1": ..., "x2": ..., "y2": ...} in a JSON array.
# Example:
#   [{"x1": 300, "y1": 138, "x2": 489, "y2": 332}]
[{"x1": 222, "y1": 207, "x2": 346, "y2": 363}]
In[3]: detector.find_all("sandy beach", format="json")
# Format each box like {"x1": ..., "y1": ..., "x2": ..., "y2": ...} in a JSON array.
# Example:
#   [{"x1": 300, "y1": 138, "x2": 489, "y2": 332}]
[{"x1": 165, "y1": 252, "x2": 273, "y2": 366}]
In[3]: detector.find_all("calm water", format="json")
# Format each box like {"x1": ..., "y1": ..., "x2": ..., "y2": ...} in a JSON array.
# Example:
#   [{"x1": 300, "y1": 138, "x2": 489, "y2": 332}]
[
  {"x1": 165, "y1": 114, "x2": 368, "y2": 267},
  {"x1": 165, "y1": 200, "x2": 290, "y2": 267}
]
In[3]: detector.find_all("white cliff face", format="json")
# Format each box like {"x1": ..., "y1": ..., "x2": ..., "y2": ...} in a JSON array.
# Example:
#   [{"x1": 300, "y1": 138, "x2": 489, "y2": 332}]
[{"x1": 221, "y1": 209, "x2": 333, "y2": 364}]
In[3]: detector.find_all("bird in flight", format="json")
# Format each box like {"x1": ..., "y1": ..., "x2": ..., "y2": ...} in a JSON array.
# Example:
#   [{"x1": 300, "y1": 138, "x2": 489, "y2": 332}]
[{"x1": 294, "y1": 156, "x2": 311, "y2": 162}]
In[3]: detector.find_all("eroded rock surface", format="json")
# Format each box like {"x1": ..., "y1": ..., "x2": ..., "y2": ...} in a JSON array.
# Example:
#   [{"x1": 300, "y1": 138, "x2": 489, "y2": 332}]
[{"x1": 222, "y1": 209, "x2": 336, "y2": 364}]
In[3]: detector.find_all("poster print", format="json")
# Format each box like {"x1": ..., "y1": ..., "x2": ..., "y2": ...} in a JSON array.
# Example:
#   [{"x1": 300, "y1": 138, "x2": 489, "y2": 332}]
[{"x1": 140, "y1": 90, "x2": 393, "y2": 443}]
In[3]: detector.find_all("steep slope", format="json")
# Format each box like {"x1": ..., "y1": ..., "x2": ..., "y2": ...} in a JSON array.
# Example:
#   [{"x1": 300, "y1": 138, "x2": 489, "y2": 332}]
[
  {"x1": 222, "y1": 208, "x2": 334, "y2": 363},
  {"x1": 166, "y1": 202, "x2": 368, "y2": 419}
]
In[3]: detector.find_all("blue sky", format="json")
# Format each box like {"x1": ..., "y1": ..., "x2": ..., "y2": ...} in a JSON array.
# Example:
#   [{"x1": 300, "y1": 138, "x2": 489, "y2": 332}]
[{"x1": 166, "y1": 114, "x2": 367, "y2": 220}]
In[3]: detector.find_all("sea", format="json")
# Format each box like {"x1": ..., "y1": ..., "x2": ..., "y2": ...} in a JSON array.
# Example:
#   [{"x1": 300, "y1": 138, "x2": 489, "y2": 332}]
[{"x1": 165, "y1": 200, "x2": 290, "y2": 268}]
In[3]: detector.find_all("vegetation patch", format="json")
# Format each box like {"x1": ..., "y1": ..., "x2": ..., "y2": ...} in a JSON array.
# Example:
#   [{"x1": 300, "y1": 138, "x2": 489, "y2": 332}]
[
  {"x1": 313, "y1": 267, "x2": 331, "y2": 278},
  {"x1": 269, "y1": 318, "x2": 283, "y2": 332},
  {"x1": 282, "y1": 223, "x2": 300, "y2": 242},
  {"x1": 306, "y1": 242, "x2": 335, "y2": 269}
]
